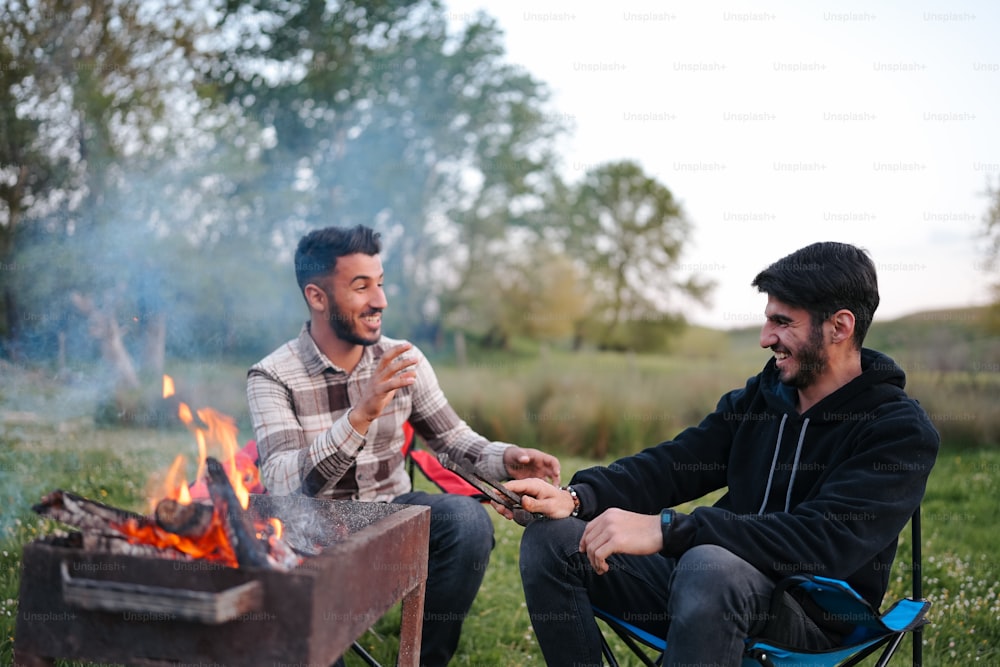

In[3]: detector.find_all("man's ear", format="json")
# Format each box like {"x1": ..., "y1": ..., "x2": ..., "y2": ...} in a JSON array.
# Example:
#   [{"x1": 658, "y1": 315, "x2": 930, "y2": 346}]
[
  {"x1": 303, "y1": 283, "x2": 327, "y2": 313},
  {"x1": 829, "y1": 309, "x2": 856, "y2": 344}
]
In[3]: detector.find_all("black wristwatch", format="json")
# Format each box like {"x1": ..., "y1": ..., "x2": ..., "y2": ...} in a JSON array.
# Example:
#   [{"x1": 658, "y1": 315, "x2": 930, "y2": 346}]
[{"x1": 660, "y1": 509, "x2": 676, "y2": 545}]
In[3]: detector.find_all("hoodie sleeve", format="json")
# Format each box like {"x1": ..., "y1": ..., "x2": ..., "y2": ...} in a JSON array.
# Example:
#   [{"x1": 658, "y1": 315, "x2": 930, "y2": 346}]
[
  {"x1": 663, "y1": 397, "x2": 939, "y2": 591},
  {"x1": 570, "y1": 383, "x2": 753, "y2": 517}
]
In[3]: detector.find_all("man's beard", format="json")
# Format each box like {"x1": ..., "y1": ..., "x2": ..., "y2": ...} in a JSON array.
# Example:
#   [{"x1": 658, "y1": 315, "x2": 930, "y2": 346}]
[
  {"x1": 780, "y1": 324, "x2": 827, "y2": 389},
  {"x1": 328, "y1": 298, "x2": 381, "y2": 347}
]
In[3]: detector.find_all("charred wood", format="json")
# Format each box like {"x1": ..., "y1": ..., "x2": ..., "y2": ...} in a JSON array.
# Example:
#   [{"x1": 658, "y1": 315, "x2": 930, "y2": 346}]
[
  {"x1": 33, "y1": 490, "x2": 147, "y2": 533},
  {"x1": 34, "y1": 491, "x2": 195, "y2": 559},
  {"x1": 154, "y1": 498, "x2": 215, "y2": 537},
  {"x1": 205, "y1": 457, "x2": 271, "y2": 569}
]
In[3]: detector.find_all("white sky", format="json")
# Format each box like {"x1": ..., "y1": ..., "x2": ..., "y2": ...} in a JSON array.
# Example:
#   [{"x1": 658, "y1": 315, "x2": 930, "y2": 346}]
[{"x1": 445, "y1": 0, "x2": 1000, "y2": 329}]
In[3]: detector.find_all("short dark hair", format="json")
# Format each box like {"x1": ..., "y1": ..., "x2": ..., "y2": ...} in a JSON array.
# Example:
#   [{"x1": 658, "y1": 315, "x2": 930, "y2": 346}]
[
  {"x1": 751, "y1": 242, "x2": 880, "y2": 349},
  {"x1": 294, "y1": 225, "x2": 382, "y2": 294}
]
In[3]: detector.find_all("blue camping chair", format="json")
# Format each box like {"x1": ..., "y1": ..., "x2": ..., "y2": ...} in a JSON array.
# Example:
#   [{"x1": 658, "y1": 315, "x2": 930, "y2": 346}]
[{"x1": 594, "y1": 507, "x2": 929, "y2": 667}]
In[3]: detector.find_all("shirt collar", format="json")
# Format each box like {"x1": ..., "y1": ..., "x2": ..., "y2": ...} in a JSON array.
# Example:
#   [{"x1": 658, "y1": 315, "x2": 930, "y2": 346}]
[{"x1": 298, "y1": 322, "x2": 378, "y2": 376}]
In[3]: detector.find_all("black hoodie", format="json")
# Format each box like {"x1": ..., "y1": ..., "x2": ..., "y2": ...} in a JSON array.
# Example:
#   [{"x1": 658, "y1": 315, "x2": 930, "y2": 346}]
[{"x1": 569, "y1": 349, "x2": 940, "y2": 608}]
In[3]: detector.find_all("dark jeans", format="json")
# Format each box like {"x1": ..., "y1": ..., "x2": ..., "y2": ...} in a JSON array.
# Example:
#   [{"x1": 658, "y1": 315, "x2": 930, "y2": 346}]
[
  {"x1": 519, "y1": 517, "x2": 837, "y2": 667},
  {"x1": 390, "y1": 491, "x2": 494, "y2": 666}
]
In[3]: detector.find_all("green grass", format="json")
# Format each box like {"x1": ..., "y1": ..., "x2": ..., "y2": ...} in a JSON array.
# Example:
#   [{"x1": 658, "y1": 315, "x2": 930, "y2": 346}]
[{"x1": 3, "y1": 441, "x2": 996, "y2": 666}]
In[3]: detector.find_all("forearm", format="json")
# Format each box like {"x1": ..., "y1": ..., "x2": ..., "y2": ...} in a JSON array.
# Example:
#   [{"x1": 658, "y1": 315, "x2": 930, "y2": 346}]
[
  {"x1": 407, "y1": 353, "x2": 513, "y2": 479},
  {"x1": 248, "y1": 371, "x2": 366, "y2": 495}
]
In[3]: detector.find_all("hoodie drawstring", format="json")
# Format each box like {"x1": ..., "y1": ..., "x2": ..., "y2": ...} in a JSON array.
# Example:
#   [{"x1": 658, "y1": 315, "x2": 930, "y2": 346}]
[
  {"x1": 757, "y1": 413, "x2": 788, "y2": 514},
  {"x1": 757, "y1": 414, "x2": 811, "y2": 514},
  {"x1": 784, "y1": 417, "x2": 810, "y2": 512}
]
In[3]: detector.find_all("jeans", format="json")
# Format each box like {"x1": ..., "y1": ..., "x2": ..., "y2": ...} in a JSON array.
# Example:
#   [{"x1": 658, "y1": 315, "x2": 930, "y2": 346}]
[
  {"x1": 519, "y1": 517, "x2": 837, "y2": 667},
  {"x1": 391, "y1": 491, "x2": 495, "y2": 666}
]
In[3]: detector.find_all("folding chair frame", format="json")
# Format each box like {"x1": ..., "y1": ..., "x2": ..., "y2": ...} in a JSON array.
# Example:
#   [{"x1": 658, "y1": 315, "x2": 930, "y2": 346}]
[{"x1": 595, "y1": 506, "x2": 927, "y2": 667}]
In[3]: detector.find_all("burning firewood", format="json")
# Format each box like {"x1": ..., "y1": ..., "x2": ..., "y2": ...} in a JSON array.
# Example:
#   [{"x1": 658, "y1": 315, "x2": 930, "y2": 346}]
[
  {"x1": 33, "y1": 490, "x2": 190, "y2": 559},
  {"x1": 34, "y1": 473, "x2": 299, "y2": 571},
  {"x1": 154, "y1": 498, "x2": 215, "y2": 537},
  {"x1": 205, "y1": 456, "x2": 272, "y2": 569},
  {"x1": 34, "y1": 489, "x2": 147, "y2": 531}
]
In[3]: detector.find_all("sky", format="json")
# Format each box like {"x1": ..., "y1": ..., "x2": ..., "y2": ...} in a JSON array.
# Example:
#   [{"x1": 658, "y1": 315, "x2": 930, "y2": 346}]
[{"x1": 444, "y1": 0, "x2": 1000, "y2": 329}]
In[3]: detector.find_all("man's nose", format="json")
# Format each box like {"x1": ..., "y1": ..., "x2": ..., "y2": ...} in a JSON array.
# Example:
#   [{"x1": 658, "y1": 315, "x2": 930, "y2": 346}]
[
  {"x1": 371, "y1": 285, "x2": 388, "y2": 309},
  {"x1": 759, "y1": 324, "x2": 777, "y2": 349}
]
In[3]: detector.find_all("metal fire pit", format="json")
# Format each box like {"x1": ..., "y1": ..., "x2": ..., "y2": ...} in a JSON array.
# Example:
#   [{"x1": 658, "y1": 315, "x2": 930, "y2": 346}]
[{"x1": 14, "y1": 495, "x2": 430, "y2": 667}]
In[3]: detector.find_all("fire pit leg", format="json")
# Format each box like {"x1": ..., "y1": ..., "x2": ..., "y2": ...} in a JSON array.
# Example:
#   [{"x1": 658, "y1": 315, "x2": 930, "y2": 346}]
[
  {"x1": 13, "y1": 648, "x2": 55, "y2": 667},
  {"x1": 396, "y1": 578, "x2": 427, "y2": 667}
]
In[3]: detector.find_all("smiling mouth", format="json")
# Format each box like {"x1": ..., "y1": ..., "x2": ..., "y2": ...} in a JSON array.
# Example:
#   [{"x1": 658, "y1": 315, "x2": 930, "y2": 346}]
[
  {"x1": 361, "y1": 312, "x2": 381, "y2": 327},
  {"x1": 773, "y1": 350, "x2": 790, "y2": 361}
]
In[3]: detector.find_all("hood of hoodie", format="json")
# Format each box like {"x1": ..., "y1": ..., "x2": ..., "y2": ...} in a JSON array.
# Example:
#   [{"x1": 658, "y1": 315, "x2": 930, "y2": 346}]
[
  {"x1": 759, "y1": 348, "x2": 908, "y2": 423},
  {"x1": 734, "y1": 348, "x2": 913, "y2": 516}
]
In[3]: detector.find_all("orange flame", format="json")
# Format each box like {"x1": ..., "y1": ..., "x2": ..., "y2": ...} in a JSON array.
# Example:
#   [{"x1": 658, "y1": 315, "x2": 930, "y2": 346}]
[
  {"x1": 177, "y1": 481, "x2": 192, "y2": 505},
  {"x1": 152, "y1": 454, "x2": 194, "y2": 513},
  {"x1": 116, "y1": 513, "x2": 239, "y2": 567},
  {"x1": 125, "y1": 375, "x2": 285, "y2": 567},
  {"x1": 162, "y1": 374, "x2": 176, "y2": 399},
  {"x1": 268, "y1": 517, "x2": 282, "y2": 540},
  {"x1": 175, "y1": 402, "x2": 250, "y2": 509}
]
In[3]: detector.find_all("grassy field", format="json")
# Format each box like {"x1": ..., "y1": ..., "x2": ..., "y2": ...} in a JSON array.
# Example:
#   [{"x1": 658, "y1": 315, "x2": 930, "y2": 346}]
[
  {"x1": 1, "y1": 312, "x2": 998, "y2": 665},
  {"x1": 1, "y1": 436, "x2": 997, "y2": 666}
]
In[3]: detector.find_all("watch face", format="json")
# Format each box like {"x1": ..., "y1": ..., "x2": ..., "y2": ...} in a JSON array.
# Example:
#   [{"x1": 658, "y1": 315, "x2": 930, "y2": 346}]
[{"x1": 661, "y1": 511, "x2": 672, "y2": 525}]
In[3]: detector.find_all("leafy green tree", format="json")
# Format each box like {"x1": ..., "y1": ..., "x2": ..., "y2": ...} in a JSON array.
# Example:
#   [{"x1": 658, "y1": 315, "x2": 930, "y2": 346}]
[
  {"x1": 4, "y1": 0, "x2": 614, "y2": 412},
  {"x1": 444, "y1": 245, "x2": 588, "y2": 349},
  {"x1": 0, "y1": 0, "x2": 217, "y2": 400},
  {"x1": 207, "y1": 1, "x2": 564, "y2": 342},
  {"x1": 0, "y1": 4, "x2": 66, "y2": 345},
  {"x1": 560, "y1": 160, "x2": 713, "y2": 351}
]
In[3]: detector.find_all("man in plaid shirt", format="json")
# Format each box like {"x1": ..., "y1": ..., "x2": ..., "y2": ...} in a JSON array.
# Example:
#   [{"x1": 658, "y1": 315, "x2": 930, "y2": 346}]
[{"x1": 248, "y1": 224, "x2": 561, "y2": 665}]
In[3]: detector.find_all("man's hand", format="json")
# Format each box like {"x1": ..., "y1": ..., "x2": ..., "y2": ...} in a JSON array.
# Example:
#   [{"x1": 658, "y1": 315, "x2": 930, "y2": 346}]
[
  {"x1": 349, "y1": 343, "x2": 418, "y2": 435},
  {"x1": 579, "y1": 508, "x2": 662, "y2": 575},
  {"x1": 492, "y1": 478, "x2": 575, "y2": 521},
  {"x1": 503, "y1": 447, "x2": 561, "y2": 485}
]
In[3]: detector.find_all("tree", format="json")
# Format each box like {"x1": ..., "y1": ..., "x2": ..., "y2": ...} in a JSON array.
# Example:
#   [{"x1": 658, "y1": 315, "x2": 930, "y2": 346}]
[
  {"x1": 206, "y1": 1, "x2": 565, "y2": 342},
  {"x1": 560, "y1": 160, "x2": 713, "y2": 351},
  {"x1": 0, "y1": 3, "x2": 69, "y2": 346},
  {"x1": 2, "y1": 0, "x2": 580, "y2": 416},
  {"x1": 0, "y1": 0, "x2": 220, "y2": 412},
  {"x1": 444, "y1": 245, "x2": 589, "y2": 350}
]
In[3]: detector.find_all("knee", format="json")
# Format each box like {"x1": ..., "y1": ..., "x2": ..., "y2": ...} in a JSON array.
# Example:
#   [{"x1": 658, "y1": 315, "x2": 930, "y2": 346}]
[
  {"x1": 429, "y1": 495, "x2": 493, "y2": 553},
  {"x1": 673, "y1": 544, "x2": 741, "y2": 583},
  {"x1": 669, "y1": 545, "x2": 761, "y2": 623},
  {"x1": 520, "y1": 517, "x2": 585, "y2": 578}
]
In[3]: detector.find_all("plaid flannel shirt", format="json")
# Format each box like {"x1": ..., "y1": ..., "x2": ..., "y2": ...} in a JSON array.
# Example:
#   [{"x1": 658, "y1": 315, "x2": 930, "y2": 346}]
[{"x1": 247, "y1": 324, "x2": 512, "y2": 500}]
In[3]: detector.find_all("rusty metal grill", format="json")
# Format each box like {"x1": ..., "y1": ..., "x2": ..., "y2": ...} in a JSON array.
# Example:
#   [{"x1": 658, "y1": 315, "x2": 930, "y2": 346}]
[{"x1": 14, "y1": 495, "x2": 429, "y2": 667}]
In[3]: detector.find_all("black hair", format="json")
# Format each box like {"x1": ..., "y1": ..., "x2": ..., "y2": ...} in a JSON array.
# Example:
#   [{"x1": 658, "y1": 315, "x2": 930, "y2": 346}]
[
  {"x1": 751, "y1": 242, "x2": 880, "y2": 349},
  {"x1": 294, "y1": 225, "x2": 382, "y2": 294}
]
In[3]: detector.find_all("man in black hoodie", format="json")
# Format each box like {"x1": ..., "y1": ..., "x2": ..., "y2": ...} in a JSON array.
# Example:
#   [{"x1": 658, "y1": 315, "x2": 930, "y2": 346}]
[{"x1": 494, "y1": 242, "x2": 940, "y2": 666}]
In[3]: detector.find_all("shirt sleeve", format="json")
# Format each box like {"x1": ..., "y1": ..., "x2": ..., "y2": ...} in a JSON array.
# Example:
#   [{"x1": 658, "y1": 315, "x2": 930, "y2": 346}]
[
  {"x1": 247, "y1": 366, "x2": 366, "y2": 496},
  {"x1": 405, "y1": 345, "x2": 512, "y2": 481}
]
